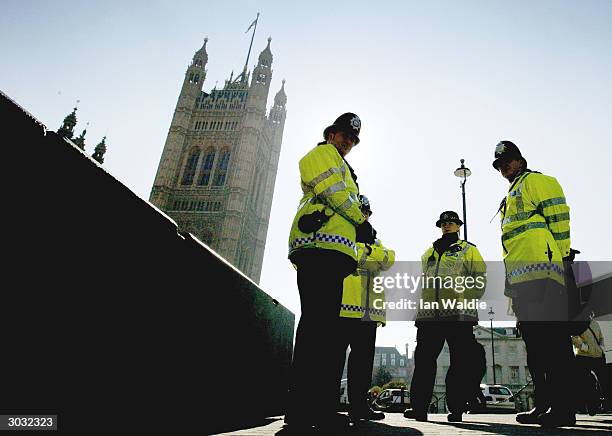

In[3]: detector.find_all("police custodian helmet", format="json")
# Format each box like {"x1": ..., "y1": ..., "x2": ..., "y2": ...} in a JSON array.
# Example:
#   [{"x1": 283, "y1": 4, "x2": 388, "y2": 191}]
[
  {"x1": 492, "y1": 140, "x2": 528, "y2": 170},
  {"x1": 323, "y1": 113, "x2": 361, "y2": 145},
  {"x1": 435, "y1": 211, "x2": 463, "y2": 227}
]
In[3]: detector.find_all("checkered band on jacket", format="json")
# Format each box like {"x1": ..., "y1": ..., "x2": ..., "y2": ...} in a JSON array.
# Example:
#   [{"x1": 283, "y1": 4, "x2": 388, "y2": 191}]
[
  {"x1": 507, "y1": 262, "x2": 564, "y2": 280},
  {"x1": 289, "y1": 232, "x2": 357, "y2": 255},
  {"x1": 340, "y1": 304, "x2": 386, "y2": 318}
]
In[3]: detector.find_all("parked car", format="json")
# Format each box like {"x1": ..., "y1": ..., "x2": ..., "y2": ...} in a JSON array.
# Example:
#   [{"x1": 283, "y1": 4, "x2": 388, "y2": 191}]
[
  {"x1": 480, "y1": 384, "x2": 516, "y2": 412},
  {"x1": 372, "y1": 388, "x2": 411, "y2": 412}
]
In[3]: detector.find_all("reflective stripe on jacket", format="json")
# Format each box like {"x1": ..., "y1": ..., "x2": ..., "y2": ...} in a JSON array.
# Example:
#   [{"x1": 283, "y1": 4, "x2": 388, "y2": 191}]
[
  {"x1": 501, "y1": 171, "x2": 570, "y2": 292},
  {"x1": 340, "y1": 239, "x2": 395, "y2": 325},
  {"x1": 416, "y1": 240, "x2": 487, "y2": 321},
  {"x1": 288, "y1": 143, "x2": 365, "y2": 261}
]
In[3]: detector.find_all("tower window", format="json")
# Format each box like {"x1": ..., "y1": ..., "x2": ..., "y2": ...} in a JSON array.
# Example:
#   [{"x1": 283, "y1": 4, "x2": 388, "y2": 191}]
[
  {"x1": 198, "y1": 148, "x2": 216, "y2": 186},
  {"x1": 181, "y1": 148, "x2": 201, "y2": 186},
  {"x1": 213, "y1": 149, "x2": 230, "y2": 186},
  {"x1": 194, "y1": 74, "x2": 199, "y2": 84}
]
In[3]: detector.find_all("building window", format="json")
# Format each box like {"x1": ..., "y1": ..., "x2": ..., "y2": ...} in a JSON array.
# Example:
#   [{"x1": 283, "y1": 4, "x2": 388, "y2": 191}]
[
  {"x1": 510, "y1": 366, "x2": 519, "y2": 383},
  {"x1": 400, "y1": 359, "x2": 405, "y2": 367},
  {"x1": 201, "y1": 229, "x2": 212, "y2": 246},
  {"x1": 213, "y1": 149, "x2": 230, "y2": 186},
  {"x1": 181, "y1": 148, "x2": 200, "y2": 186},
  {"x1": 198, "y1": 148, "x2": 216, "y2": 186}
]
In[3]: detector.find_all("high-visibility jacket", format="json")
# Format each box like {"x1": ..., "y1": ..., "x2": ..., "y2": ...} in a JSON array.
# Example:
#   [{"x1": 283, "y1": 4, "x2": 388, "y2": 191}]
[
  {"x1": 500, "y1": 170, "x2": 570, "y2": 293},
  {"x1": 416, "y1": 240, "x2": 487, "y2": 321},
  {"x1": 340, "y1": 239, "x2": 395, "y2": 325},
  {"x1": 572, "y1": 320, "x2": 604, "y2": 359},
  {"x1": 288, "y1": 143, "x2": 365, "y2": 262}
]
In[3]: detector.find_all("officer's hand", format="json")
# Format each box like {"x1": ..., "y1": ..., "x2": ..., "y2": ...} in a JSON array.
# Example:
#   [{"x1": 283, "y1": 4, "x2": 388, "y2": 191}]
[
  {"x1": 356, "y1": 221, "x2": 376, "y2": 244},
  {"x1": 563, "y1": 248, "x2": 580, "y2": 263}
]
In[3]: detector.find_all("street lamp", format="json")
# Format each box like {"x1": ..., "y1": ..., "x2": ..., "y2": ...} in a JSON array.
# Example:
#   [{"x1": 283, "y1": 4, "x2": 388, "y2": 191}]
[
  {"x1": 454, "y1": 159, "x2": 472, "y2": 241},
  {"x1": 489, "y1": 307, "x2": 496, "y2": 385}
]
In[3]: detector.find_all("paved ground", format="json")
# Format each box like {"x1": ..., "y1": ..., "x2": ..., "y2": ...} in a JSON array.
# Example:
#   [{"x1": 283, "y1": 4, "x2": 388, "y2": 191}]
[{"x1": 213, "y1": 413, "x2": 612, "y2": 435}]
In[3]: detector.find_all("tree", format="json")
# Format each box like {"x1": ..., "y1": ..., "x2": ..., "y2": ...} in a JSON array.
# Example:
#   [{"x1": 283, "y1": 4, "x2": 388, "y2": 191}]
[
  {"x1": 382, "y1": 379, "x2": 407, "y2": 390},
  {"x1": 373, "y1": 366, "x2": 392, "y2": 387},
  {"x1": 369, "y1": 385, "x2": 382, "y2": 396}
]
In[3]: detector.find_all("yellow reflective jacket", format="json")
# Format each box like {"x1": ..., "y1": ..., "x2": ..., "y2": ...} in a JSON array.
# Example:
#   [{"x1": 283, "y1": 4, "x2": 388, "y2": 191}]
[
  {"x1": 417, "y1": 240, "x2": 487, "y2": 321},
  {"x1": 500, "y1": 171, "x2": 570, "y2": 293},
  {"x1": 340, "y1": 239, "x2": 395, "y2": 325},
  {"x1": 288, "y1": 143, "x2": 365, "y2": 261}
]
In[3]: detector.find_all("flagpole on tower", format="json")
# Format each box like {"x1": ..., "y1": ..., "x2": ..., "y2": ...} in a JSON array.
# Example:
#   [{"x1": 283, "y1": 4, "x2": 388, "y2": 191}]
[{"x1": 242, "y1": 12, "x2": 260, "y2": 81}]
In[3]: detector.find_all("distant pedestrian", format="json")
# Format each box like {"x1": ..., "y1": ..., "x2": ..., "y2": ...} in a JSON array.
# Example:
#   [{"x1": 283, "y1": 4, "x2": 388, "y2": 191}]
[{"x1": 572, "y1": 318, "x2": 606, "y2": 415}]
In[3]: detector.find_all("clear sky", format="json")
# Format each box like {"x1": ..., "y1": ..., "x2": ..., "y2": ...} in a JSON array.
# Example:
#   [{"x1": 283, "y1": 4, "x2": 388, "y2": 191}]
[{"x1": 2, "y1": 0, "x2": 611, "y2": 355}]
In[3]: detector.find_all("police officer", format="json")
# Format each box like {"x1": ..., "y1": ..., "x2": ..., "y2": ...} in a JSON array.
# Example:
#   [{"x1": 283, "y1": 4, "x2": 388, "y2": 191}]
[
  {"x1": 493, "y1": 140, "x2": 576, "y2": 428},
  {"x1": 404, "y1": 211, "x2": 487, "y2": 423},
  {"x1": 285, "y1": 113, "x2": 376, "y2": 430},
  {"x1": 337, "y1": 195, "x2": 395, "y2": 422}
]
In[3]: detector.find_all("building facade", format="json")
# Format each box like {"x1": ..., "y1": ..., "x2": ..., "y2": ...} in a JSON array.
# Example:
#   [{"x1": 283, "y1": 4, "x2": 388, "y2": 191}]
[
  {"x1": 340, "y1": 345, "x2": 412, "y2": 386},
  {"x1": 150, "y1": 37, "x2": 287, "y2": 283}
]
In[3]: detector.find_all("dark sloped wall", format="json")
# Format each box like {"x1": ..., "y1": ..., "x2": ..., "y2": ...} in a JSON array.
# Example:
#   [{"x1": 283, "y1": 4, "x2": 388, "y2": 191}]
[{"x1": 1, "y1": 91, "x2": 294, "y2": 433}]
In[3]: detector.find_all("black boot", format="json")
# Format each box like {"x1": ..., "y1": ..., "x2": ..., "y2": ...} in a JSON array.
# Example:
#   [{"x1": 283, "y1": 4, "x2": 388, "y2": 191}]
[
  {"x1": 403, "y1": 409, "x2": 428, "y2": 422},
  {"x1": 447, "y1": 413, "x2": 462, "y2": 422},
  {"x1": 348, "y1": 408, "x2": 385, "y2": 422},
  {"x1": 516, "y1": 407, "x2": 547, "y2": 424},
  {"x1": 313, "y1": 412, "x2": 349, "y2": 431},
  {"x1": 537, "y1": 410, "x2": 576, "y2": 428}
]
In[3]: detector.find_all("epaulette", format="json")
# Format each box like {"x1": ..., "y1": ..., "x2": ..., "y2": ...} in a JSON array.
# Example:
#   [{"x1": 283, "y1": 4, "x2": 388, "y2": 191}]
[{"x1": 461, "y1": 240, "x2": 477, "y2": 247}]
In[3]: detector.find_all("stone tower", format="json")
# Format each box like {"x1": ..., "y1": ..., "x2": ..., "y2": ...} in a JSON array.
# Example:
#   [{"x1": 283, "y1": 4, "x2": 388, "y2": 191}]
[{"x1": 150, "y1": 37, "x2": 287, "y2": 283}]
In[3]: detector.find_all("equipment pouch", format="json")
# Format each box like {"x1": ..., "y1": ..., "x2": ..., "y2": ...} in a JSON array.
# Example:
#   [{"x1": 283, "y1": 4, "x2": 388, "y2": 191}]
[{"x1": 298, "y1": 209, "x2": 331, "y2": 234}]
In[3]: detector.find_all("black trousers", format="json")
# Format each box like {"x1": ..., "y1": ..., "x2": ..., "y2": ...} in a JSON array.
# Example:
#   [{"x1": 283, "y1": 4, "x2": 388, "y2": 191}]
[
  {"x1": 410, "y1": 321, "x2": 477, "y2": 415},
  {"x1": 517, "y1": 321, "x2": 575, "y2": 413},
  {"x1": 513, "y1": 279, "x2": 576, "y2": 415},
  {"x1": 336, "y1": 318, "x2": 378, "y2": 414},
  {"x1": 286, "y1": 249, "x2": 355, "y2": 418}
]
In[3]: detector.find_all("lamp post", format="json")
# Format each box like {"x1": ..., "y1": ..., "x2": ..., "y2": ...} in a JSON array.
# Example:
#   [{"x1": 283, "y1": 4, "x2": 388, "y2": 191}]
[
  {"x1": 489, "y1": 307, "x2": 496, "y2": 385},
  {"x1": 454, "y1": 159, "x2": 472, "y2": 241}
]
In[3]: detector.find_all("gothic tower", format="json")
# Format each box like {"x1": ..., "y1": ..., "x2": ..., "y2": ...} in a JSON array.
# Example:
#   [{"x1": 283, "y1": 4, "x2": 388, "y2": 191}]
[{"x1": 150, "y1": 37, "x2": 286, "y2": 283}]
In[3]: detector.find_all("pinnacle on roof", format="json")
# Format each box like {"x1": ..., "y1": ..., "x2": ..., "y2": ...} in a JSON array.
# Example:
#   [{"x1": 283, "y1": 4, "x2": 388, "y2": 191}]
[
  {"x1": 274, "y1": 79, "x2": 287, "y2": 107},
  {"x1": 92, "y1": 136, "x2": 107, "y2": 164},
  {"x1": 57, "y1": 106, "x2": 78, "y2": 140},
  {"x1": 258, "y1": 37, "x2": 273, "y2": 63},
  {"x1": 72, "y1": 123, "x2": 88, "y2": 150},
  {"x1": 193, "y1": 37, "x2": 208, "y2": 65}
]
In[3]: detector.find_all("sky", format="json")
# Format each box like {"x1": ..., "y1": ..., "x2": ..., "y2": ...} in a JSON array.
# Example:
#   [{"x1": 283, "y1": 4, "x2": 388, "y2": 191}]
[{"x1": 2, "y1": 0, "x2": 612, "y2": 356}]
